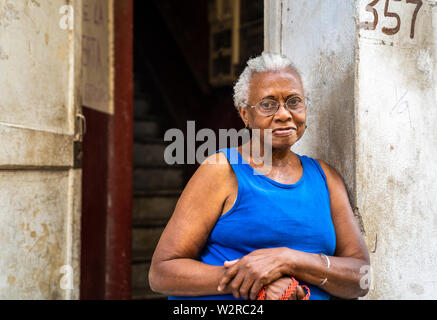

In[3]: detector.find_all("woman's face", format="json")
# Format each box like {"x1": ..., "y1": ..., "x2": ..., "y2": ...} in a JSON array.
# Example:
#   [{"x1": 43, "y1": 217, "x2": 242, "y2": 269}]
[{"x1": 239, "y1": 69, "x2": 307, "y2": 150}]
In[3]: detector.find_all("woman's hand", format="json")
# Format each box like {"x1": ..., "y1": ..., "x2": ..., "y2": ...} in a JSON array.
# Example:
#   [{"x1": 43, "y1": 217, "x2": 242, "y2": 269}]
[
  {"x1": 217, "y1": 247, "x2": 293, "y2": 300},
  {"x1": 265, "y1": 277, "x2": 307, "y2": 300}
]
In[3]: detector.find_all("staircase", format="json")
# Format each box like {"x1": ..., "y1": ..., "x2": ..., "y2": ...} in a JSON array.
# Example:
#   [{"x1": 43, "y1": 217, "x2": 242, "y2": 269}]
[{"x1": 131, "y1": 78, "x2": 183, "y2": 300}]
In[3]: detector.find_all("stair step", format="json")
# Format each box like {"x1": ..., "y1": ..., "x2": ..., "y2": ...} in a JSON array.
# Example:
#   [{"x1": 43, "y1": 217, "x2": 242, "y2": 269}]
[
  {"x1": 134, "y1": 75, "x2": 151, "y2": 96},
  {"x1": 133, "y1": 168, "x2": 184, "y2": 191},
  {"x1": 132, "y1": 250, "x2": 150, "y2": 263},
  {"x1": 134, "y1": 98, "x2": 152, "y2": 119},
  {"x1": 132, "y1": 262, "x2": 150, "y2": 289},
  {"x1": 134, "y1": 120, "x2": 161, "y2": 140},
  {"x1": 134, "y1": 137, "x2": 169, "y2": 145},
  {"x1": 134, "y1": 143, "x2": 168, "y2": 167},
  {"x1": 133, "y1": 194, "x2": 178, "y2": 224},
  {"x1": 133, "y1": 218, "x2": 170, "y2": 228},
  {"x1": 132, "y1": 227, "x2": 165, "y2": 257},
  {"x1": 133, "y1": 142, "x2": 185, "y2": 168},
  {"x1": 134, "y1": 189, "x2": 182, "y2": 198}
]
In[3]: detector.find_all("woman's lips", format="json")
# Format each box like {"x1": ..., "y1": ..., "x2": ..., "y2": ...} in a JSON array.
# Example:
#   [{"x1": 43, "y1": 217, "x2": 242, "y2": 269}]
[{"x1": 272, "y1": 127, "x2": 296, "y2": 136}]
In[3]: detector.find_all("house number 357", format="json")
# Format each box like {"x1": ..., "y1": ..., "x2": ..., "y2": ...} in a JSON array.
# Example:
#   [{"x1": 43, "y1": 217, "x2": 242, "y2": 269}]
[{"x1": 363, "y1": 0, "x2": 423, "y2": 39}]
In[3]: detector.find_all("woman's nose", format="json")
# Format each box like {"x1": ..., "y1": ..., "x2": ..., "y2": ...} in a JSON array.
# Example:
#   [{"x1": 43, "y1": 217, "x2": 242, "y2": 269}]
[{"x1": 274, "y1": 103, "x2": 293, "y2": 120}]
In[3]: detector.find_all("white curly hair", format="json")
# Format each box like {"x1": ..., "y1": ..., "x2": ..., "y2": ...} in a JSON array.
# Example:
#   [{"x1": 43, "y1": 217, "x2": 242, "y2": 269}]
[{"x1": 233, "y1": 52, "x2": 302, "y2": 110}]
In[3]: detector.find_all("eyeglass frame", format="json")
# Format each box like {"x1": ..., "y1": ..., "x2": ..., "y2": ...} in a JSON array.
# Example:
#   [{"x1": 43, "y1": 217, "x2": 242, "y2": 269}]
[{"x1": 242, "y1": 95, "x2": 309, "y2": 117}]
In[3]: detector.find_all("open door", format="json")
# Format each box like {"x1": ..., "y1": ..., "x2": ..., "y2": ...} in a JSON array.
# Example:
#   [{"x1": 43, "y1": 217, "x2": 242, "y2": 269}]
[{"x1": 0, "y1": 0, "x2": 82, "y2": 299}]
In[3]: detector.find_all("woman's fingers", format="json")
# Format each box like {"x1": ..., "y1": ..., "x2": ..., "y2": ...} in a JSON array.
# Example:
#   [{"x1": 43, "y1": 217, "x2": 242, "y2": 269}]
[
  {"x1": 224, "y1": 259, "x2": 239, "y2": 268},
  {"x1": 249, "y1": 279, "x2": 264, "y2": 300},
  {"x1": 217, "y1": 263, "x2": 239, "y2": 292},
  {"x1": 228, "y1": 272, "x2": 245, "y2": 299},
  {"x1": 296, "y1": 285, "x2": 306, "y2": 300},
  {"x1": 238, "y1": 277, "x2": 255, "y2": 300}
]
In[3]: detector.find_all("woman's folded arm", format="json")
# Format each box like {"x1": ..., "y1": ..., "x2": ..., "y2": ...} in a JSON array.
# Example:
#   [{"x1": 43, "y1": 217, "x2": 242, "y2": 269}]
[{"x1": 149, "y1": 152, "x2": 236, "y2": 296}]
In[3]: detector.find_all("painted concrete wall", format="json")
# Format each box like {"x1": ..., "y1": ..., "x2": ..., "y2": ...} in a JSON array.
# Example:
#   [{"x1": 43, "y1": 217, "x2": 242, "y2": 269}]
[
  {"x1": 265, "y1": 0, "x2": 437, "y2": 299},
  {"x1": 356, "y1": 0, "x2": 437, "y2": 299},
  {"x1": 0, "y1": 0, "x2": 82, "y2": 299}
]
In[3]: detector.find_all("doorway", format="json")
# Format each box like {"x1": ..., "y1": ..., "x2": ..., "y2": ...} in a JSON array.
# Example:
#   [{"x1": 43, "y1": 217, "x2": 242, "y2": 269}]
[{"x1": 132, "y1": 0, "x2": 263, "y2": 299}]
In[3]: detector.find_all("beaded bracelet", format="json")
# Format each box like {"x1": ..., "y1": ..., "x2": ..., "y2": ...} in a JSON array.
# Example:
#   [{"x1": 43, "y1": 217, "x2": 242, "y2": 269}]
[{"x1": 256, "y1": 276, "x2": 310, "y2": 300}]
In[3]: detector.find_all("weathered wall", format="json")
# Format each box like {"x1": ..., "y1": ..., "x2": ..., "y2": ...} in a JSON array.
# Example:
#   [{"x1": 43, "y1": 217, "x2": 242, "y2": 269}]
[
  {"x1": 356, "y1": 0, "x2": 437, "y2": 299},
  {"x1": 0, "y1": 0, "x2": 82, "y2": 299},
  {"x1": 265, "y1": 0, "x2": 437, "y2": 299}
]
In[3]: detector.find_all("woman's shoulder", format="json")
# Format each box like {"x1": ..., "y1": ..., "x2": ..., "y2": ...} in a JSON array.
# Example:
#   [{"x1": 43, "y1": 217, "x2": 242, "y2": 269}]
[
  {"x1": 295, "y1": 153, "x2": 342, "y2": 185},
  {"x1": 201, "y1": 149, "x2": 232, "y2": 167},
  {"x1": 192, "y1": 151, "x2": 236, "y2": 187},
  {"x1": 179, "y1": 151, "x2": 237, "y2": 213},
  {"x1": 308, "y1": 157, "x2": 346, "y2": 189}
]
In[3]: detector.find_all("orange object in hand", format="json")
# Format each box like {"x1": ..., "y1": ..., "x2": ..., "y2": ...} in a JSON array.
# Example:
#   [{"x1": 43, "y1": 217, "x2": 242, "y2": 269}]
[{"x1": 256, "y1": 276, "x2": 310, "y2": 300}]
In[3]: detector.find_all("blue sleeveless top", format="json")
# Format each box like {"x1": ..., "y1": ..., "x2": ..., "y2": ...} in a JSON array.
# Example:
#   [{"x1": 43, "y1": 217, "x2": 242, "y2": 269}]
[{"x1": 168, "y1": 147, "x2": 336, "y2": 300}]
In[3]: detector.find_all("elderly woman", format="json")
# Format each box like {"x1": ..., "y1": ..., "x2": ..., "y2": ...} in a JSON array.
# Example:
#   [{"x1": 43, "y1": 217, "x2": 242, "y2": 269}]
[{"x1": 149, "y1": 52, "x2": 370, "y2": 300}]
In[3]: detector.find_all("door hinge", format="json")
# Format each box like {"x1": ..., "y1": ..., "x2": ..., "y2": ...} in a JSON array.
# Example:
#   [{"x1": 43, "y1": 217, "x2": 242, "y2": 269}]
[{"x1": 75, "y1": 113, "x2": 87, "y2": 142}]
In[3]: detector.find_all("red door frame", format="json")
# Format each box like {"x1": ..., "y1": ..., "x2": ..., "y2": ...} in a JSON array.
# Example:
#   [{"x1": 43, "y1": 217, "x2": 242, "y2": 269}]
[
  {"x1": 105, "y1": 0, "x2": 133, "y2": 299},
  {"x1": 81, "y1": 0, "x2": 133, "y2": 300}
]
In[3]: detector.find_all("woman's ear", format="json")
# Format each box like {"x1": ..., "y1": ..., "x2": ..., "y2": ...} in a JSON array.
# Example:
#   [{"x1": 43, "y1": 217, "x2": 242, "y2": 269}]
[{"x1": 238, "y1": 106, "x2": 249, "y2": 128}]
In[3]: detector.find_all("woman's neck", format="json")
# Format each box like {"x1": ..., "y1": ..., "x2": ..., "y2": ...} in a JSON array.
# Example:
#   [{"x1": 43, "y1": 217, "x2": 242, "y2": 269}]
[{"x1": 240, "y1": 140, "x2": 294, "y2": 168}]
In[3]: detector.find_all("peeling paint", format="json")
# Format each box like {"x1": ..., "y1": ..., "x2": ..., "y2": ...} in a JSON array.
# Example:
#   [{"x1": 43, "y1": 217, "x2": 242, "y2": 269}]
[
  {"x1": 30, "y1": 0, "x2": 40, "y2": 7},
  {"x1": 409, "y1": 283, "x2": 425, "y2": 295},
  {"x1": 0, "y1": 46, "x2": 8, "y2": 60},
  {"x1": 0, "y1": 0, "x2": 74, "y2": 135},
  {"x1": 7, "y1": 276, "x2": 16, "y2": 286},
  {"x1": 417, "y1": 49, "x2": 433, "y2": 81},
  {"x1": 0, "y1": 0, "x2": 20, "y2": 29}
]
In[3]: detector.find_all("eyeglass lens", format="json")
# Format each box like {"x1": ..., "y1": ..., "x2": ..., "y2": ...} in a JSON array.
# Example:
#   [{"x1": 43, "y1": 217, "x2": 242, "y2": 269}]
[{"x1": 256, "y1": 97, "x2": 305, "y2": 116}]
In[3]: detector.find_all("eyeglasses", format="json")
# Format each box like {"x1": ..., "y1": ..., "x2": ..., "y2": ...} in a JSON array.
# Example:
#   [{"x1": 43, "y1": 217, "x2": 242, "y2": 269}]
[{"x1": 244, "y1": 96, "x2": 307, "y2": 117}]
